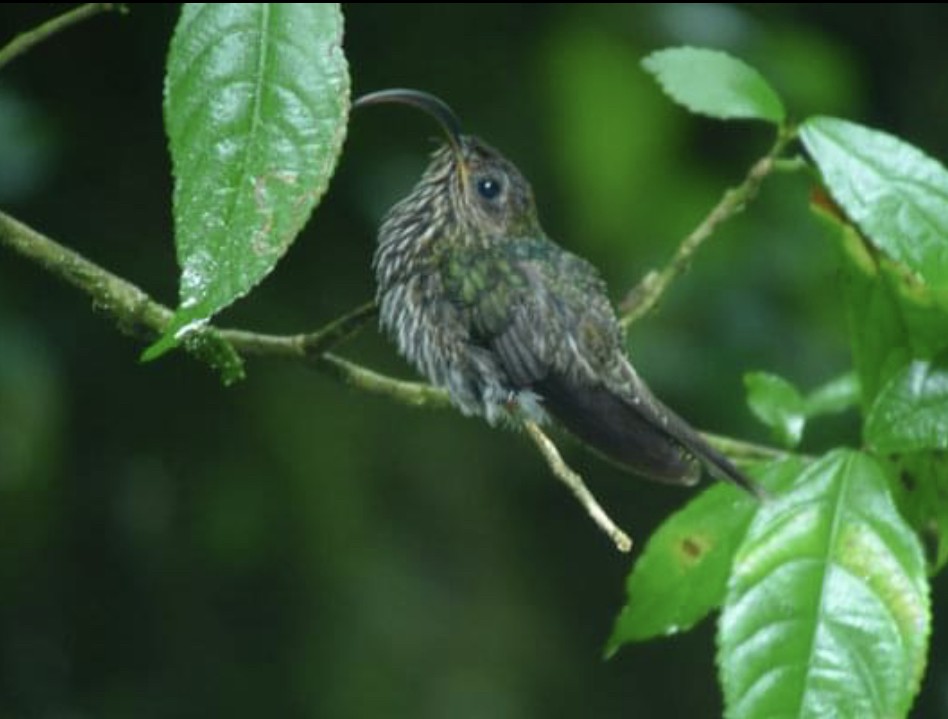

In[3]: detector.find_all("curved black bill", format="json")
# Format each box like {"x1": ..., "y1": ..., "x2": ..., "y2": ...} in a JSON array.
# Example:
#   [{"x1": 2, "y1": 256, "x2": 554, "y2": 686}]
[{"x1": 353, "y1": 88, "x2": 463, "y2": 151}]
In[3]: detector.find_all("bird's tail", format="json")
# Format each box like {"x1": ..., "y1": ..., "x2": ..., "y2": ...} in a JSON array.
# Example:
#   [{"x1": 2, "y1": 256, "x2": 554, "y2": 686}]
[
  {"x1": 536, "y1": 370, "x2": 767, "y2": 499},
  {"x1": 664, "y1": 418, "x2": 769, "y2": 500}
]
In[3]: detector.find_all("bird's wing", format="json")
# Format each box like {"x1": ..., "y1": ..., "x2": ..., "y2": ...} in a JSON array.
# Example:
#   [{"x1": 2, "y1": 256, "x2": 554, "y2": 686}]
[
  {"x1": 444, "y1": 237, "x2": 619, "y2": 386},
  {"x1": 446, "y1": 238, "x2": 763, "y2": 495}
]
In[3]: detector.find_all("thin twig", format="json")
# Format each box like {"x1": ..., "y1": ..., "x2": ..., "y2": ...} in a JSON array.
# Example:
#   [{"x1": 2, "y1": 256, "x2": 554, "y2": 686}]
[
  {"x1": 702, "y1": 431, "x2": 808, "y2": 465},
  {"x1": 0, "y1": 4, "x2": 120, "y2": 72},
  {"x1": 618, "y1": 128, "x2": 796, "y2": 327},
  {"x1": 220, "y1": 301, "x2": 379, "y2": 360},
  {"x1": 524, "y1": 422, "x2": 633, "y2": 553}
]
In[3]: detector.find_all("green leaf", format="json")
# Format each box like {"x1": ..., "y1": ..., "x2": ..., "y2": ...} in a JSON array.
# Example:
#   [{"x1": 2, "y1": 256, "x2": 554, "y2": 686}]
[
  {"x1": 642, "y1": 47, "x2": 785, "y2": 124},
  {"x1": 802, "y1": 371, "x2": 859, "y2": 417},
  {"x1": 866, "y1": 358, "x2": 948, "y2": 454},
  {"x1": 744, "y1": 372, "x2": 806, "y2": 448},
  {"x1": 744, "y1": 370, "x2": 859, "y2": 449},
  {"x1": 607, "y1": 458, "x2": 803, "y2": 652},
  {"x1": 801, "y1": 116, "x2": 948, "y2": 289},
  {"x1": 718, "y1": 450, "x2": 930, "y2": 719},
  {"x1": 146, "y1": 4, "x2": 350, "y2": 359}
]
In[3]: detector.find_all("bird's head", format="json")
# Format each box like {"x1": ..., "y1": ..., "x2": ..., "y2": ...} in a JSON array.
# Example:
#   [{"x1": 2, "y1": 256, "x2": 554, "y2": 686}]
[{"x1": 354, "y1": 89, "x2": 540, "y2": 243}]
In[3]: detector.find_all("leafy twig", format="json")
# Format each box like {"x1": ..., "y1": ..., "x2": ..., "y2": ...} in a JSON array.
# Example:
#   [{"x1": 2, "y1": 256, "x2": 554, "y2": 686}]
[
  {"x1": 618, "y1": 128, "x2": 797, "y2": 326},
  {"x1": 0, "y1": 4, "x2": 121, "y2": 72}
]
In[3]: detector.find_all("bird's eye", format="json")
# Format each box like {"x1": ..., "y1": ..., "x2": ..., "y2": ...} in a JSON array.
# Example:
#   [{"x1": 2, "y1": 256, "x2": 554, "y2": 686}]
[{"x1": 476, "y1": 176, "x2": 502, "y2": 201}]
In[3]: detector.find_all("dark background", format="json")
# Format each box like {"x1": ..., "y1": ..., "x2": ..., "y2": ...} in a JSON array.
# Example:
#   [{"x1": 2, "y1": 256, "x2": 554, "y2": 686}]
[{"x1": 1, "y1": 4, "x2": 946, "y2": 717}]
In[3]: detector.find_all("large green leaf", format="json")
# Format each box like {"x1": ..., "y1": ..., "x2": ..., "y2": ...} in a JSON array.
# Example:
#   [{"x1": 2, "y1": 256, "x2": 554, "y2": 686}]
[
  {"x1": 607, "y1": 459, "x2": 802, "y2": 651},
  {"x1": 718, "y1": 450, "x2": 930, "y2": 719},
  {"x1": 801, "y1": 116, "x2": 948, "y2": 289},
  {"x1": 642, "y1": 47, "x2": 785, "y2": 124},
  {"x1": 146, "y1": 3, "x2": 349, "y2": 359},
  {"x1": 866, "y1": 358, "x2": 948, "y2": 454}
]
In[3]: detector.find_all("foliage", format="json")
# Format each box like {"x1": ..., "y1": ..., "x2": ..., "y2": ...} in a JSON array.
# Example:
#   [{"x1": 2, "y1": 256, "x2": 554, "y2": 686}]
[{"x1": 611, "y1": 47, "x2": 945, "y2": 717}]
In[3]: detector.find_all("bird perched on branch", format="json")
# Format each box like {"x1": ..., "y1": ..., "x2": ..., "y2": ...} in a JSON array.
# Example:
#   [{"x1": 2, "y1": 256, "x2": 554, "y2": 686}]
[{"x1": 355, "y1": 88, "x2": 764, "y2": 499}]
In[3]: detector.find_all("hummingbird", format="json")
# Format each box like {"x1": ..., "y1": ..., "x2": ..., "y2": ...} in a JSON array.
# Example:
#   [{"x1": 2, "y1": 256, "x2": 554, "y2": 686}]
[{"x1": 354, "y1": 88, "x2": 763, "y2": 499}]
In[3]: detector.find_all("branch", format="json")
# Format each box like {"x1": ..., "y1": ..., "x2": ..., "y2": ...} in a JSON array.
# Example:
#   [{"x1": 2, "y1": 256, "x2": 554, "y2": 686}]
[
  {"x1": 220, "y1": 301, "x2": 379, "y2": 360},
  {"x1": 0, "y1": 210, "x2": 173, "y2": 334},
  {"x1": 618, "y1": 128, "x2": 797, "y2": 327},
  {"x1": 0, "y1": 209, "x2": 440, "y2": 408},
  {"x1": 308, "y1": 354, "x2": 452, "y2": 410},
  {"x1": 0, "y1": 4, "x2": 121, "y2": 72}
]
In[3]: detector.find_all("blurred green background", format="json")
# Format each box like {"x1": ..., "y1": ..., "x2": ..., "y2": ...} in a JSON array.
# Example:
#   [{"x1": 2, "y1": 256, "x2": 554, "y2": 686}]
[{"x1": 1, "y1": 4, "x2": 947, "y2": 717}]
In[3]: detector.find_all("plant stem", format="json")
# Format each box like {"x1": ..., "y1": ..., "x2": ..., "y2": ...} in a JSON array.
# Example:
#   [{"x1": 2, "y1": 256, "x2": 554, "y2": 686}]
[
  {"x1": 0, "y1": 4, "x2": 120, "y2": 72},
  {"x1": 618, "y1": 128, "x2": 796, "y2": 327}
]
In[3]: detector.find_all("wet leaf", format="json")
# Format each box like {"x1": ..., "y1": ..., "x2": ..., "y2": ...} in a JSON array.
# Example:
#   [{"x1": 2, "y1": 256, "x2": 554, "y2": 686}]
[
  {"x1": 719, "y1": 450, "x2": 930, "y2": 719},
  {"x1": 146, "y1": 3, "x2": 350, "y2": 361}
]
